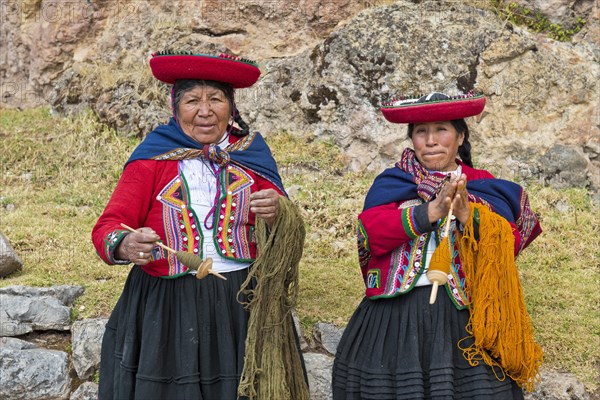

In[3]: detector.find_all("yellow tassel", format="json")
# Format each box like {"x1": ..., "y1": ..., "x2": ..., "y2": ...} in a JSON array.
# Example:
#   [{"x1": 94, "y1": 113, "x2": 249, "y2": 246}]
[
  {"x1": 427, "y1": 234, "x2": 452, "y2": 304},
  {"x1": 458, "y1": 203, "x2": 543, "y2": 391}
]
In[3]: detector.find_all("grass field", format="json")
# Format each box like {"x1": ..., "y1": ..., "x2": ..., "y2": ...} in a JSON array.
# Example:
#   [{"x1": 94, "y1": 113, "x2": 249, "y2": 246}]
[{"x1": 1, "y1": 108, "x2": 598, "y2": 390}]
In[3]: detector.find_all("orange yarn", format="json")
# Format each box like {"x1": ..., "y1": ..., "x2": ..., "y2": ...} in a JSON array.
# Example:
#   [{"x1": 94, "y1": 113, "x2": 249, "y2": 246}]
[{"x1": 458, "y1": 203, "x2": 543, "y2": 391}]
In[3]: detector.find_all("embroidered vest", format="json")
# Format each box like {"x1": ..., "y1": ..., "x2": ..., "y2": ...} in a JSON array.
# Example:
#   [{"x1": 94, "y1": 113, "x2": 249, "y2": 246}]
[
  {"x1": 358, "y1": 199, "x2": 471, "y2": 309},
  {"x1": 155, "y1": 163, "x2": 257, "y2": 276}
]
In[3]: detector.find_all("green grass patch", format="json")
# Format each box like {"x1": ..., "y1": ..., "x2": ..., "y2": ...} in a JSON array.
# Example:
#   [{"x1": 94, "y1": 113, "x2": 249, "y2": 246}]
[
  {"x1": 490, "y1": 0, "x2": 586, "y2": 42},
  {"x1": 1, "y1": 108, "x2": 598, "y2": 390}
]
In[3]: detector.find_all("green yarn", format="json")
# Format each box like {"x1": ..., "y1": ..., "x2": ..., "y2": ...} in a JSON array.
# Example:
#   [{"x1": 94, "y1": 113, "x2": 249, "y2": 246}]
[
  {"x1": 175, "y1": 251, "x2": 202, "y2": 269},
  {"x1": 237, "y1": 197, "x2": 310, "y2": 400}
]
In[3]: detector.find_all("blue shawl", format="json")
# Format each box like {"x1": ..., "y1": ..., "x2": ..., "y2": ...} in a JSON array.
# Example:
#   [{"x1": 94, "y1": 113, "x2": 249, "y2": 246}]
[
  {"x1": 364, "y1": 149, "x2": 541, "y2": 251},
  {"x1": 126, "y1": 118, "x2": 285, "y2": 194}
]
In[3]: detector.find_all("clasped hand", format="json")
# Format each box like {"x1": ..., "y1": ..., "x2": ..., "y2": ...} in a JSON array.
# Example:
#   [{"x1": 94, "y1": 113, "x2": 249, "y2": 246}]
[{"x1": 428, "y1": 173, "x2": 470, "y2": 226}]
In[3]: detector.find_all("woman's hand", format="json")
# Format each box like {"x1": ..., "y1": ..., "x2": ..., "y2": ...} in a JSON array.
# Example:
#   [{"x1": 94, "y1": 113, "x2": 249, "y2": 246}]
[
  {"x1": 452, "y1": 174, "x2": 470, "y2": 226},
  {"x1": 249, "y1": 189, "x2": 281, "y2": 227},
  {"x1": 115, "y1": 227, "x2": 160, "y2": 265},
  {"x1": 428, "y1": 174, "x2": 470, "y2": 225}
]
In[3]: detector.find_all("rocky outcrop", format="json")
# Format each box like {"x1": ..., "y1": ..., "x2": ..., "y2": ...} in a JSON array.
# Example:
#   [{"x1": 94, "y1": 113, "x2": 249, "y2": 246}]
[
  {"x1": 0, "y1": 0, "x2": 365, "y2": 110},
  {"x1": 31, "y1": 1, "x2": 598, "y2": 192},
  {"x1": 2, "y1": 2, "x2": 599, "y2": 192},
  {"x1": 2, "y1": 1, "x2": 598, "y2": 191}
]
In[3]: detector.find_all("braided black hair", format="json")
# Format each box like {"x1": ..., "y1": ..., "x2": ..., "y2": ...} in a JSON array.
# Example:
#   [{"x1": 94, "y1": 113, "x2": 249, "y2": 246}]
[
  {"x1": 233, "y1": 106, "x2": 250, "y2": 136},
  {"x1": 407, "y1": 118, "x2": 474, "y2": 167}
]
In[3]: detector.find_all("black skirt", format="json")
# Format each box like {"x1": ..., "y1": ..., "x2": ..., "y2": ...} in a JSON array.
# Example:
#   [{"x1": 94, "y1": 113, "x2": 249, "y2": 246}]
[
  {"x1": 99, "y1": 265, "x2": 302, "y2": 400},
  {"x1": 332, "y1": 286, "x2": 525, "y2": 400}
]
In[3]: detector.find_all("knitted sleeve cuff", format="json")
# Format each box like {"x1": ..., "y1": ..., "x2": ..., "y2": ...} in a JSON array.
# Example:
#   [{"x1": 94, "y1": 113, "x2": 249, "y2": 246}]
[
  {"x1": 102, "y1": 230, "x2": 131, "y2": 265},
  {"x1": 401, "y1": 204, "x2": 437, "y2": 239},
  {"x1": 414, "y1": 203, "x2": 438, "y2": 234}
]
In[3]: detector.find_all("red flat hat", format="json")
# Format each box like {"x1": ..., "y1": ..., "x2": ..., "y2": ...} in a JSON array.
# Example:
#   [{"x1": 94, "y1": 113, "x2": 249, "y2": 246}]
[
  {"x1": 380, "y1": 92, "x2": 486, "y2": 124},
  {"x1": 149, "y1": 51, "x2": 261, "y2": 88}
]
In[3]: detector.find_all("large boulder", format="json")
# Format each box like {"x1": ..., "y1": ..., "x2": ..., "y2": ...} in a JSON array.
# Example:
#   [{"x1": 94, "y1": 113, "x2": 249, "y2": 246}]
[
  {"x1": 0, "y1": 232, "x2": 22, "y2": 278},
  {"x1": 249, "y1": 2, "x2": 599, "y2": 182}
]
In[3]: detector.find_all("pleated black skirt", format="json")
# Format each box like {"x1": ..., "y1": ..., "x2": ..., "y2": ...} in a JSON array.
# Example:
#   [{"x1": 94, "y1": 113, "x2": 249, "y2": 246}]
[
  {"x1": 99, "y1": 266, "x2": 273, "y2": 400},
  {"x1": 332, "y1": 286, "x2": 524, "y2": 400}
]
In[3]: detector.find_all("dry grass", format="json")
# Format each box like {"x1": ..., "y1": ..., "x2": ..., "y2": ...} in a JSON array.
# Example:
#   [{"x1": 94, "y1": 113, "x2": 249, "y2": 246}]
[
  {"x1": 1, "y1": 108, "x2": 598, "y2": 390},
  {"x1": 0, "y1": 109, "x2": 138, "y2": 316},
  {"x1": 77, "y1": 59, "x2": 166, "y2": 106}
]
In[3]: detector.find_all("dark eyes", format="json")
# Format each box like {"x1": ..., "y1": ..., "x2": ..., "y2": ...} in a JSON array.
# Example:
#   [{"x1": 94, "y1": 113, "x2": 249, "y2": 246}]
[
  {"x1": 184, "y1": 97, "x2": 225, "y2": 104},
  {"x1": 415, "y1": 126, "x2": 447, "y2": 133}
]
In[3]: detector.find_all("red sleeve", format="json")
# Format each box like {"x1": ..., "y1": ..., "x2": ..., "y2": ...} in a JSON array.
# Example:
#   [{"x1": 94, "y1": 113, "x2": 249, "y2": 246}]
[
  {"x1": 91, "y1": 161, "x2": 157, "y2": 264},
  {"x1": 359, "y1": 202, "x2": 431, "y2": 256},
  {"x1": 254, "y1": 173, "x2": 285, "y2": 196}
]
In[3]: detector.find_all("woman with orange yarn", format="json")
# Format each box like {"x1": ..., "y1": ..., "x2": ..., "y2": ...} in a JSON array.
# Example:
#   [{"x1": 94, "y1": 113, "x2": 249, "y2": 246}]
[{"x1": 332, "y1": 92, "x2": 543, "y2": 399}]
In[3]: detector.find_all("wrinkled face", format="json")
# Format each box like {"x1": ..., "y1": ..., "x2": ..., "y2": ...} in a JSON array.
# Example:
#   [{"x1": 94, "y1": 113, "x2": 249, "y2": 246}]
[
  {"x1": 177, "y1": 85, "x2": 231, "y2": 145},
  {"x1": 411, "y1": 121, "x2": 464, "y2": 171}
]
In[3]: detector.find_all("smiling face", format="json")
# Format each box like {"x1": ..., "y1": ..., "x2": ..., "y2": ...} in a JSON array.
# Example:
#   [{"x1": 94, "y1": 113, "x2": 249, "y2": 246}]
[
  {"x1": 410, "y1": 121, "x2": 464, "y2": 171},
  {"x1": 176, "y1": 85, "x2": 232, "y2": 145}
]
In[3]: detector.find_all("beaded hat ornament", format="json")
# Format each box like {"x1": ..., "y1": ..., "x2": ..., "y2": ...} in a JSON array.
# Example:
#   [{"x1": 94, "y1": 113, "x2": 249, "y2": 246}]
[
  {"x1": 380, "y1": 91, "x2": 486, "y2": 124},
  {"x1": 149, "y1": 50, "x2": 261, "y2": 88}
]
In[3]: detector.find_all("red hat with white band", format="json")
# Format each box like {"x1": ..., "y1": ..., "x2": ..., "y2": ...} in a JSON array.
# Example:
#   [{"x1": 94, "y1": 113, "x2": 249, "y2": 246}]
[
  {"x1": 149, "y1": 51, "x2": 261, "y2": 88},
  {"x1": 380, "y1": 92, "x2": 486, "y2": 124}
]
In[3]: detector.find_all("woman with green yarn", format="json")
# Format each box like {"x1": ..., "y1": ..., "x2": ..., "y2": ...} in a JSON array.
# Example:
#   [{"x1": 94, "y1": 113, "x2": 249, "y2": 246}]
[{"x1": 92, "y1": 51, "x2": 308, "y2": 400}]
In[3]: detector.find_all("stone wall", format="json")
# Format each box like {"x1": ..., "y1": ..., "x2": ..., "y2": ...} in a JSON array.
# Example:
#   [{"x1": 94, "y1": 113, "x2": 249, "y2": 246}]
[{"x1": 0, "y1": 286, "x2": 594, "y2": 399}]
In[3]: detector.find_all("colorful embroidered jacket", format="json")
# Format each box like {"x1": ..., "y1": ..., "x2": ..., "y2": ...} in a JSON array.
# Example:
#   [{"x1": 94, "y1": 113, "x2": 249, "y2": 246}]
[
  {"x1": 358, "y1": 154, "x2": 542, "y2": 309},
  {"x1": 92, "y1": 123, "x2": 285, "y2": 278}
]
